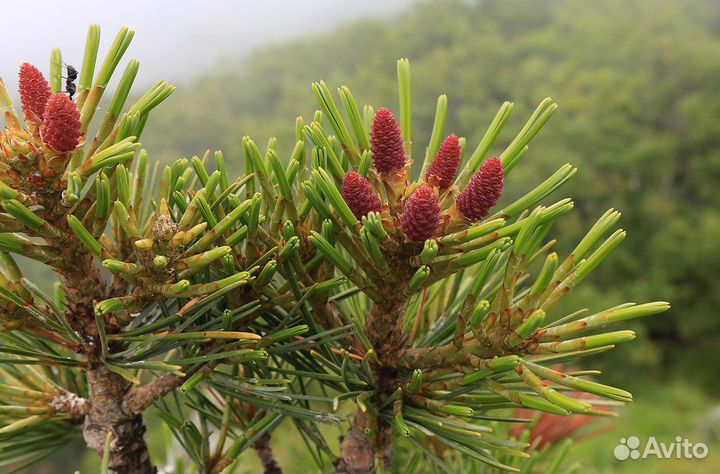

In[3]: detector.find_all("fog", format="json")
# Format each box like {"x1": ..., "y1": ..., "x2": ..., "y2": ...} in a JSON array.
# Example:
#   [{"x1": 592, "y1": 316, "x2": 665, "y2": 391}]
[{"x1": 1, "y1": 0, "x2": 414, "y2": 92}]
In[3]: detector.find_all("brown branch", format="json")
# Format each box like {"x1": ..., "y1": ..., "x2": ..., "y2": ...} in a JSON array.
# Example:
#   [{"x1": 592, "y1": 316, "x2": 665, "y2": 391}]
[
  {"x1": 123, "y1": 361, "x2": 219, "y2": 414},
  {"x1": 398, "y1": 336, "x2": 503, "y2": 369},
  {"x1": 45, "y1": 213, "x2": 157, "y2": 473},
  {"x1": 336, "y1": 297, "x2": 406, "y2": 473},
  {"x1": 335, "y1": 411, "x2": 375, "y2": 474},
  {"x1": 123, "y1": 373, "x2": 183, "y2": 415},
  {"x1": 253, "y1": 433, "x2": 283, "y2": 474},
  {"x1": 49, "y1": 390, "x2": 89, "y2": 418},
  {"x1": 83, "y1": 363, "x2": 156, "y2": 474}
]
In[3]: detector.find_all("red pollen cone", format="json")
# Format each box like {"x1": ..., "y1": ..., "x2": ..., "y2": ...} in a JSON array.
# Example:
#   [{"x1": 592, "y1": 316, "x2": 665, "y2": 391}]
[
  {"x1": 456, "y1": 157, "x2": 505, "y2": 221},
  {"x1": 371, "y1": 107, "x2": 405, "y2": 173},
  {"x1": 402, "y1": 185, "x2": 440, "y2": 242},
  {"x1": 425, "y1": 134, "x2": 461, "y2": 190},
  {"x1": 41, "y1": 93, "x2": 82, "y2": 153},
  {"x1": 342, "y1": 171, "x2": 382, "y2": 219},
  {"x1": 18, "y1": 63, "x2": 52, "y2": 119}
]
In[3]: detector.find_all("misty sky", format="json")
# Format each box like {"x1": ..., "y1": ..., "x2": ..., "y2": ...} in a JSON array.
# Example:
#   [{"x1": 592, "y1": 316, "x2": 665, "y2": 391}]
[{"x1": 2, "y1": 0, "x2": 414, "y2": 94}]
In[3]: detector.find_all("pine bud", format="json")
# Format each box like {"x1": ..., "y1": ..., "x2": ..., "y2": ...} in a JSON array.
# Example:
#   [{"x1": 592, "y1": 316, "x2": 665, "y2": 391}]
[
  {"x1": 402, "y1": 185, "x2": 440, "y2": 242},
  {"x1": 371, "y1": 107, "x2": 405, "y2": 173},
  {"x1": 41, "y1": 93, "x2": 82, "y2": 152},
  {"x1": 456, "y1": 157, "x2": 505, "y2": 221},
  {"x1": 425, "y1": 134, "x2": 461, "y2": 190},
  {"x1": 152, "y1": 215, "x2": 179, "y2": 241},
  {"x1": 342, "y1": 171, "x2": 382, "y2": 219},
  {"x1": 18, "y1": 63, "x2": 51, "y2": 119}
]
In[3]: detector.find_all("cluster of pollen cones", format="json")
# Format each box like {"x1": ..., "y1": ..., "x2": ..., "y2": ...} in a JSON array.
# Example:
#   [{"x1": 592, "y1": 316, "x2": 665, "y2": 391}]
[
  {"x1": 2, "y1": 64, "x2": 82, "y2": 198},
  {"x1": 341, "y1": 107, "x2": 505, "y2": 242}
]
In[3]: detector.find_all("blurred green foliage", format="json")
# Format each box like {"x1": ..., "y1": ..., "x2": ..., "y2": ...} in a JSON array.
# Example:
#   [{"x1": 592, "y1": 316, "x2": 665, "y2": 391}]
[{"x1": 141, "y1": 0, "x2": 720, "y2": 391}]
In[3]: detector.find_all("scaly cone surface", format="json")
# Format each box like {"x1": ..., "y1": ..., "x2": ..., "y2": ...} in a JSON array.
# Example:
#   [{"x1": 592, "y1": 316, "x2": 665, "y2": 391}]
[
  {"x1": 425, "y1": 134, "x2": 461, "y2": 190},
  {"x1": 402, "y1": 185, "x2": 440, "y2": 241},
  {"x1": 371, "y1": 107, "x2": 405, "y2": 173},
  {"x1": 456, "y1": 156, "x2": 505, "y2": 220},
  {"x1": 342, "y1": 171, "x2": 382, "y2": 219},
  {"x1": 19, "y1": 63, "x2": 51, "y2": 120},
  {"x1": 41, "y1": 93, "x2": 82, "y2": 152}
]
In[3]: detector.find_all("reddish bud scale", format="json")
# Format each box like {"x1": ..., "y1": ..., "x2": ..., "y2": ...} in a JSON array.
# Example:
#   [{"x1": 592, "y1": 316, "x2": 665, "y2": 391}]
[
  {"x1": 425, "y1": 134, "x2": 461, "y2": 190},
  {"x1": 342, "y1": 171, "x2": 382, "y2": 219},
  {"x1": 371, "y1": 107, "x2": 405, "y2": 173},
  {"x1": 41, "y1": 94, "x2": 82, "y2": 153},
  {"x1": 402, "y1": 185, "x2": 440, "y2": 242},
  {"x1": 19, "y1": 63, "x2": 51, "y2": 119},
  {"x1": 456, "y1": 157, "x2": 505, "y2": 221}
]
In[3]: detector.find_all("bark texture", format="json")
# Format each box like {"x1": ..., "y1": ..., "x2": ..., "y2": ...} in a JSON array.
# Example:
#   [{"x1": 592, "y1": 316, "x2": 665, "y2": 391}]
[
  {"x1": 336, "y1": 411, "x2": 375, "y2": 474},
  {"x1": 337, "y1": 297, "x2": 406, "y2": 473},
  {"x1": 253, "y1": 433, "x2": 283, "y2": 474},
  {"x1": 83, "y1": 363, "x2": 156, "y2": 474},
  {"x1": 53, "y1": 215, "x2": 157, "y2": 474}
]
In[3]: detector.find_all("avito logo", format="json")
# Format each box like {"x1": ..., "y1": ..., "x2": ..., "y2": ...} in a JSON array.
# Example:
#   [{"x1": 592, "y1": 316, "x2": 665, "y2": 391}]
[{"x1": 614, "y1": 436, "x2": 709, "y2": 461}]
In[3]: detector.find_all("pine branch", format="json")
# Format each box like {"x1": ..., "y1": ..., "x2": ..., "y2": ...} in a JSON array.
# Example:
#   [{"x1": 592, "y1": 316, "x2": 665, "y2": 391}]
[
  {"x1": 1, "y1": 25, "x2": 670, "y2": 474},
  {"x1": 253, "y1": 433, "x2": 283, "y2": 474}
]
